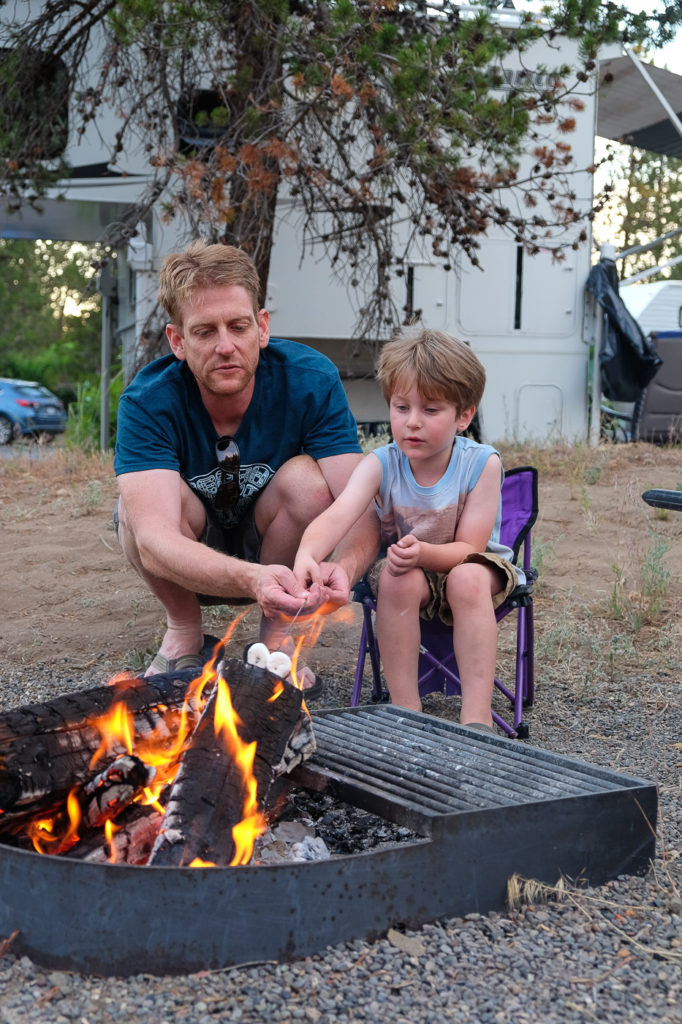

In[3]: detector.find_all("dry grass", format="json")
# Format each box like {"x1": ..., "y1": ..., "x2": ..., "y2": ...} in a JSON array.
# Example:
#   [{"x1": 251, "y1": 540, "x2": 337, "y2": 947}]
[
  {"x1": 0, "y1": 439, "x2": 680, "y2": 698},
  {"x1": 0, "y1": 443, "x2": 113, "y2": 486}
]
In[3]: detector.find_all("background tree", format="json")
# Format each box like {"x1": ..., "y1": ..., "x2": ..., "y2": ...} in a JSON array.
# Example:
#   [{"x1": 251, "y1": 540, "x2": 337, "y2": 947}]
[
  {"x1": 1, "y1": 0, "x2": 681, "y2": 341},
  {"x1": 596, "y1": 144, "x2": 682, "y2": 281},
  {"x1": 0, "y1": 239, "x2": 102, "y2": 399}
]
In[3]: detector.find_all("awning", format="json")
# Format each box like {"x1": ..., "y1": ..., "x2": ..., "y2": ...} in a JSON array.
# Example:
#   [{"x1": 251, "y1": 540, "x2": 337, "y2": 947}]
[{"x1": 597, "y1": 54, "x2": 682, "y2": 157}]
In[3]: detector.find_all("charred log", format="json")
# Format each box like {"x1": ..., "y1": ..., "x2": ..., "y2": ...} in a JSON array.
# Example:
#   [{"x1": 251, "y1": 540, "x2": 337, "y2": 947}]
[
  {"x1": 148, "y1": 658, "x2": 315, "y2": 867},
  {"x1": 0, "y1": 669, "x2": 205, "y2": 823}
]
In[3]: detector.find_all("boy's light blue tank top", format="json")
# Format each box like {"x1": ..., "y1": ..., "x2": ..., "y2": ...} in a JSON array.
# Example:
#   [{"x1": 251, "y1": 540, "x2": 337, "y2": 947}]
[{"x1": 371, "y1": 436, "x2": 519, "y2": 574}]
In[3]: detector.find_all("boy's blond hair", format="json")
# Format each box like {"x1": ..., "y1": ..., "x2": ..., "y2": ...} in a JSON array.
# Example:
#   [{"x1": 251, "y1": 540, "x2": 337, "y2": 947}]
[
  {"x1": 377, "y1": 328, "x2": 486, "y2": 411},
  {"x1": 158, "y1": 240, "x2": 261, "y2": 324}
]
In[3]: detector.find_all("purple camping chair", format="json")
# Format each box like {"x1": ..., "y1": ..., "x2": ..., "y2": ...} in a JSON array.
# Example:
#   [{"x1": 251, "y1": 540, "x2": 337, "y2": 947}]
[{"x1": 351, "y1": 465, "x2": 539, "y2": 738}]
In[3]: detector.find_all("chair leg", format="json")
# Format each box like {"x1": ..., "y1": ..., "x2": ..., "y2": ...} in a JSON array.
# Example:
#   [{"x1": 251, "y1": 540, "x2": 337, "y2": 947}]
[
  {"x1": 351, "y1": 599, "x2": 384, "y2": 706},
  {"x1": 418, "y1": 646, "x2": 460, "y2": 697},
  {"x1": 513, "y1": 605, "x2": 526, "y2": 729},
  {"x1": 492, "y1": 708, "x2": 517, "y2": 738},
  {"x1": 351, "y1": 618, "x2": 369, "y2": 707},
  {"x1": 525, "y1": 606, "x2": 535, "y2": 707}
]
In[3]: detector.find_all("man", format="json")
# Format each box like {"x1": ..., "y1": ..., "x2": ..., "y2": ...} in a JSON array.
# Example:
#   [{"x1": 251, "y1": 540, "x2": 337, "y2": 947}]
[{"x1": 114, "y1": 240, "x2": 378, "y2": 681}]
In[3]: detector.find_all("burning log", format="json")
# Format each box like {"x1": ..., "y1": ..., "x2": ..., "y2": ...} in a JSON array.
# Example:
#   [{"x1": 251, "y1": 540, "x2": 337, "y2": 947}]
[
  {"x1": 148, "y1": 658, "x2": 315, "y2": 867},
  {"x1": 64, "y1": 804, "x2": 164, "y2": 865},
  {"x1": 0, "y1": 653, "x2": 315, "y2": 867},
  {"x1": 81, "y1": 755, "x2": 156, "y2": 829},
  {"x1": 0, "y1": 670, "x2": 203, "y2": 826}
]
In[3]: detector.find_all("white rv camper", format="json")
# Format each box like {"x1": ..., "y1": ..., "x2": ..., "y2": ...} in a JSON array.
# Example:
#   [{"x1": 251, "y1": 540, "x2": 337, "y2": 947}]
[{"x1": 2, "y1": 5, "x2": 681, "y2": 444}]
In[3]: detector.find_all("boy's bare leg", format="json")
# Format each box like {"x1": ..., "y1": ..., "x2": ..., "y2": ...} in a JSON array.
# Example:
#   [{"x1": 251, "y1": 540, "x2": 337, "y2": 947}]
[
  {"x1": 446, "y1": 562, "x2": 500, "y2": 727},
  {"x1": 374, "y1": 567, "x2": 430, "y2": 711}
]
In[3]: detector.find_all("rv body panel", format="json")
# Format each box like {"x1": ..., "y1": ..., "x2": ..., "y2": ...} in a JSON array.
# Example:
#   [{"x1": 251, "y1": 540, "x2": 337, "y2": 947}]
[
  {"x1": 262, "y1": 33, "x2": 598, "y2": 442},
  {"x1": 0, "y1": 10, "x2": 599, "y2": 442}
]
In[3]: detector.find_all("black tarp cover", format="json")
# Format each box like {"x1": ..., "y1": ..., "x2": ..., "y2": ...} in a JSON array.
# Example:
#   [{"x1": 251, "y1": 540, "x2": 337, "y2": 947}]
[{"x1": 586, "y1": 260, "x2": 663, "y2": 402}]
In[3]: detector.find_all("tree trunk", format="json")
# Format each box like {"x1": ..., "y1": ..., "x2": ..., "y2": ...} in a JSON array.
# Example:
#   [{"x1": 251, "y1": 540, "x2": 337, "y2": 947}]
[{"x1": 216, "y1": 2, "x2": 284, "y2": 299}]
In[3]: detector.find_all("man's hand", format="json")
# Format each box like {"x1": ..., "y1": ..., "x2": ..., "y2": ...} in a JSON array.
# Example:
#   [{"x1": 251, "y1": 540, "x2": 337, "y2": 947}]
[
  {"x1": 386, "y1": 534, "x2": 422, "y2": 576},
  {"x1": 258, "y1": 561, "x2": 351, "y2": 623},
  {"x1": 256, "y1": 565, "x2": 315, "y2": 619}
]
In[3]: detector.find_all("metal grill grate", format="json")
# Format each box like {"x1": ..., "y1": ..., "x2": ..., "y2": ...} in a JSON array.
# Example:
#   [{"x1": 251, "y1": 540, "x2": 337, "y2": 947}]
[{"x1": 307, "y1": 706, "x2": 637, "y2": 821}]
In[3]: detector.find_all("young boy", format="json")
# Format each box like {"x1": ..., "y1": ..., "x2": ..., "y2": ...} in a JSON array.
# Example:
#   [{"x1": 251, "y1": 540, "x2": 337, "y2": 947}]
[{"x1": 293, "y1": 328, "x2": 522, "y2": 730}]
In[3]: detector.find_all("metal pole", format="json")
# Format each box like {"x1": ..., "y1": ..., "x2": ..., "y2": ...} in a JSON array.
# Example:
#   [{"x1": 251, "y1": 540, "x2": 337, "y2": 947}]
[
  {"x1": 588, "y1": 296, "x2": 603, "y2": 447},
  {"x1": 618, "y1": 225, "x2": 682, "y2": 260},
  {"x1": 99, "y1": 291, "x2": 111, "y2": 451},
  {"x1": 620, "y1": 251, "x2": 682, "y2": 287}
]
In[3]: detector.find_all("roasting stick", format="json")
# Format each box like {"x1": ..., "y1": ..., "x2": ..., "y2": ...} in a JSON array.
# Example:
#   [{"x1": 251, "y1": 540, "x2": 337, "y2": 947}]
[{"x1": 282, "y1": 593, "x2": 310, "y2": 637}]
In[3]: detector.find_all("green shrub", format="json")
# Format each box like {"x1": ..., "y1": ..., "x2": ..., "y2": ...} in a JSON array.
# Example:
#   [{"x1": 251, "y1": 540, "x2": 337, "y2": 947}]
[{"x1": 65, "y1": 371, "x2": 122, "y2": 451}]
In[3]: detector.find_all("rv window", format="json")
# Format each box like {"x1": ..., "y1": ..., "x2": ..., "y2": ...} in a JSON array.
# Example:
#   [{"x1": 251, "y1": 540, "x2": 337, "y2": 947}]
[{"x1": 0, "y1": 47, "x2": 69, "y2": 161}]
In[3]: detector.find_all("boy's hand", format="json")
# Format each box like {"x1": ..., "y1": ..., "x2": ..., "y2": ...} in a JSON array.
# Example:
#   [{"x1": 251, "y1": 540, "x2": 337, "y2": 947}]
[
  {"x1": 287, "y1": 557, "x2": 350, "y2": 613},
  {"x1": 317, "y1": 561, "x2": 351, "y2": 609},
  {"x1": 293, "y1": 551, "x2": 323, "y2": 590},
  {"x1": 386, "y1": 534, "x2": 421, "y2": 575}
]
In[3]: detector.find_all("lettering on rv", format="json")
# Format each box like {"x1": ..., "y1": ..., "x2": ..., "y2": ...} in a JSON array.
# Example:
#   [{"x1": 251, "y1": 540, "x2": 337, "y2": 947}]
[{"x1": 491, "y1": 69, "x2": 560, "y2": 90}]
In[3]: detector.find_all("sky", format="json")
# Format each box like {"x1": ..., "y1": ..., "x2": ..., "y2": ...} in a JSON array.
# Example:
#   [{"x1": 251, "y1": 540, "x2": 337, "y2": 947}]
[{"x1": 632, "y1": 0, "x2": 682, "y2": 68}]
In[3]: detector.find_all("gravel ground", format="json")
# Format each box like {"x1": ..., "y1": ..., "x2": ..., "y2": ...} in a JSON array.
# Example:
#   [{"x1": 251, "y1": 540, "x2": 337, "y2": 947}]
[{"x1": 0, "y1": 658, "x2": 679, "y2": 1024}]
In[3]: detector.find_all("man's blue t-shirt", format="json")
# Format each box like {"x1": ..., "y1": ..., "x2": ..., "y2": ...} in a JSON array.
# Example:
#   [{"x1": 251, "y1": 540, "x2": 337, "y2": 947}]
[{"x1": 114, "y1": 338, "x2": 361, "y2": 528}]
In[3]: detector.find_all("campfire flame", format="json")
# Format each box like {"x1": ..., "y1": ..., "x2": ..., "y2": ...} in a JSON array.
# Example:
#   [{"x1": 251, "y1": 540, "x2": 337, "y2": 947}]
[
  {"x1": 29, "y1": 786, "x2": 82, "y2": 855},
  {"x1": 23, "y1": 603, "x2": 340, "y2": 866},
  {"x1": 105, "y1": 818, "x2": 119, "y2": 863},
  {"x1": 89, "y1": 702, "x2": 134, "y2": 768},
  {"x1": 213, "y1": 676, "x2": 267, "y2": 865}
]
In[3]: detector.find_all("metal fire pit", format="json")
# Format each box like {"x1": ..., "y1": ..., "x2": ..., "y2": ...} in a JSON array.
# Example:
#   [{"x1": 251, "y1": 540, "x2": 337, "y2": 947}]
[{"x1": 0, "y1": 707, "x2": 656, "y2": 976}]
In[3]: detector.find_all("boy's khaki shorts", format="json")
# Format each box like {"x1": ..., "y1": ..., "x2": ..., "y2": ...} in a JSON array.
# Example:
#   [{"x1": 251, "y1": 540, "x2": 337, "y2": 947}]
[{"x1": 367, "y1": 552, "x2": 519, "y2": 626}]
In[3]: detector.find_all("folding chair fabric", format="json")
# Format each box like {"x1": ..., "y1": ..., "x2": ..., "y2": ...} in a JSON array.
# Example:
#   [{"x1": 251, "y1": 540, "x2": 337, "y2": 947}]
[{"x1": 351, "y1": 465, "x2": 539, "y2": 738}]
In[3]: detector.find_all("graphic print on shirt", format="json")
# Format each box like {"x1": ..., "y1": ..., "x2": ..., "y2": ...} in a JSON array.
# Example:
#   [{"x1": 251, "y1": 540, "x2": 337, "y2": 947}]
[{"x1": 189, "y1": 462, "x2": 274, "y2": 526}]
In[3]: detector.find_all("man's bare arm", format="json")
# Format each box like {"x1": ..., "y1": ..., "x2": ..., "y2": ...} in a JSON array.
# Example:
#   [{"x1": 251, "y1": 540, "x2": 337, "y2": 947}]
[{"x1": 116, "y1": 468, "x2": 306, "y2": 615}]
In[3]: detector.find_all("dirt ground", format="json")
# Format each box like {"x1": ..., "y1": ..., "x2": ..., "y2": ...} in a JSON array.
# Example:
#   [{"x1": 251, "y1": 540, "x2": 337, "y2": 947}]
[{"x1": 0, "y1": 440, "x2": 680, "y2": 708}]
